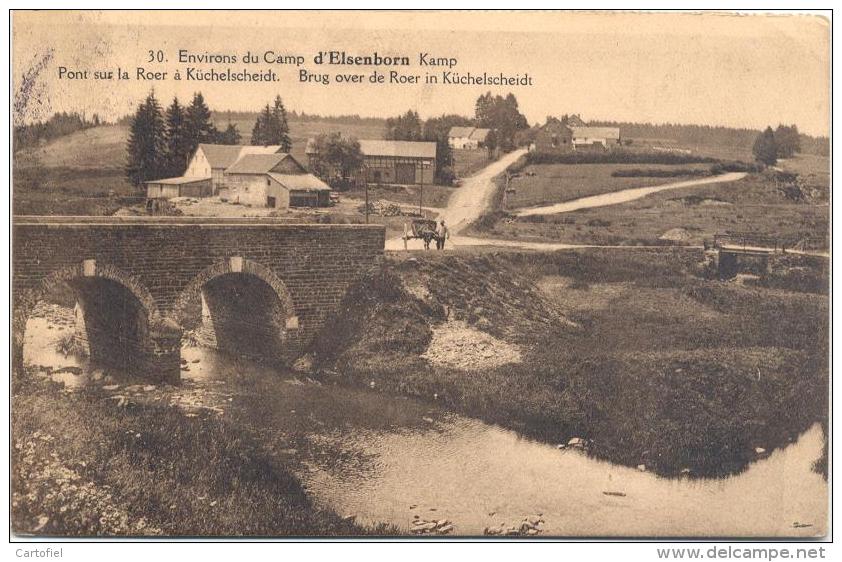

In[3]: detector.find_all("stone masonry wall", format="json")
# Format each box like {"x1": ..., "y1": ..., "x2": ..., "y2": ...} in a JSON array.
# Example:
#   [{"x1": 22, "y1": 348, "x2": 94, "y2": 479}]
[{"x1": 13, "y1": 218, "x2": 385, "y2": 379}]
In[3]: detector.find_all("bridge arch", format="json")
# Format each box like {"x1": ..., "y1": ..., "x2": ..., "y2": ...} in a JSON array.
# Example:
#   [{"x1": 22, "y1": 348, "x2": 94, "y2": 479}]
[
  {"x1": 172, "y1": 257, "x2": 297, "y2": 326},
  {"x1": 13, "y1": 262, "x2": 170, "y2": 378},
  {"x1": 172, "y1": 258, "x2": 299, "y2": 363}
]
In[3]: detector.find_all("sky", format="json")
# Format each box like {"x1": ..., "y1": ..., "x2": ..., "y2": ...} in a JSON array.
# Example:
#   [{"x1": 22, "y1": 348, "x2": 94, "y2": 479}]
[{"x1": 12, "y1": 10, "x2": 831, "y2": 136}]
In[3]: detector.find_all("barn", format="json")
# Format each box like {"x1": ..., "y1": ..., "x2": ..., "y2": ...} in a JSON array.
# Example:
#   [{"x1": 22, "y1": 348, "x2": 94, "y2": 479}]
[
  {"x1": 223, "y1": 153, "x2": 331, "y2": 209},
  {"x1": 571, "y1": 126, "x2": 622, "y2": 150},
  {"x1": 448, "y1": 126, "x2": 491, "y2": 150},
  {"x1": 358, "y1": 140, "x2": 436, "y2": 185},
  {"x1": 145, "y1": 176, "x2": 213, "y2": 199},
  {"x1": 306, "y1": 138, "x2": 436, "y2": 185},
  {"x1": 185, "y1": 144, "x2": 284, "y2": 193}
]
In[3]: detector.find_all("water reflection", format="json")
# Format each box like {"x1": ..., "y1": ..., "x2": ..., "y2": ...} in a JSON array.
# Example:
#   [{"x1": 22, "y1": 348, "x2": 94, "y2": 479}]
[{"x1": 23, "y1": 306, "x2": 828, "y2": 537}]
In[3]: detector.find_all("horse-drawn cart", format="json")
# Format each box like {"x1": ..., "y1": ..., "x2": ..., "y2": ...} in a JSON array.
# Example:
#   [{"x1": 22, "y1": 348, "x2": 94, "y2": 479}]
[{"x1": 402, "y1": 218, "x2": 439, "y2": 250}]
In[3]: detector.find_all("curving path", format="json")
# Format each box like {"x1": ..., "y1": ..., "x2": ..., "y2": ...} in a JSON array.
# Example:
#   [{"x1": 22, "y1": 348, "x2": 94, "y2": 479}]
[
  {"x1": 386, "y1": 160, "x2": 748, "y2": 252},
  {"x1": 515, "y1": 172, "x2": 747, "y2": 217}
]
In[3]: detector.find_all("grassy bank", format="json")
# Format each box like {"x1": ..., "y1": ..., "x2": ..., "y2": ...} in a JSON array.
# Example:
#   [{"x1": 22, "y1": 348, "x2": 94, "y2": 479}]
[
  {"x1": 505, "y1": 162, "x2": 716, "y2": 209},
  {"x1": 313, "y1": 249, "x2": 828, "y2": 478},
  {"x1": 12, "y1": 376, "x2": 377, "y2": 537},
  {"x1": 475, "y1": 169, "x2": 829, "y2": 247}
]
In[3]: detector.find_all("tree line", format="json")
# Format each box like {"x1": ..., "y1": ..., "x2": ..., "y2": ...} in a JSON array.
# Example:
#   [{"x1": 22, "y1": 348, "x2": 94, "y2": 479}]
[
  {"x1": 752, "y1": 124, "x2": 802, "y2": 166},
  {"x1": 13, "y1": 111, "x2": 103, "y2": 152},
  {"x1": 125, "y1": 91, "x2": 292, "y2": 186},
  {"x1": 590, "y1": 119, "x2": 827, "y2": 158}
]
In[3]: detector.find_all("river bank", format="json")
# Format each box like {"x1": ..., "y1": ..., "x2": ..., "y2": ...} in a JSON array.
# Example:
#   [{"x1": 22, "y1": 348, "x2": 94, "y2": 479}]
[
  {"x1": 314, "y1": 248, "x2": 828, "y2": 479},
  {"x1": 14, "y1": 267, "x2": 828, "y2": 536},
  {"x1": 11, "y1": 374, "x2": 386, "y2": 537}
]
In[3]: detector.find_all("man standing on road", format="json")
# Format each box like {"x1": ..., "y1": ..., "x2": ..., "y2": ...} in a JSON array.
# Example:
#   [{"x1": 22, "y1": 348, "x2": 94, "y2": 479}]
[{"x1": 436, "y1": 220, "x2": 450, "y2": 250}]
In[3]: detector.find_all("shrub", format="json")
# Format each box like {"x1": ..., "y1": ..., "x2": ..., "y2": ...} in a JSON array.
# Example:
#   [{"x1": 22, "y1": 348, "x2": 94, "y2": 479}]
[
  {"x1": 611, "y1": 168, "x2": 711, "y2": 178},
  {"x1": 527, "y1": 149, "x2": 718, "y2": 166}
]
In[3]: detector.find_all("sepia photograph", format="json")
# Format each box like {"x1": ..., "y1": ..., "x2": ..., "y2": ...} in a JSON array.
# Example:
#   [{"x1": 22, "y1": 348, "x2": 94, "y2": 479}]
[{"x1": 8, "y1": 9, "x2": 831, "y2": 544}]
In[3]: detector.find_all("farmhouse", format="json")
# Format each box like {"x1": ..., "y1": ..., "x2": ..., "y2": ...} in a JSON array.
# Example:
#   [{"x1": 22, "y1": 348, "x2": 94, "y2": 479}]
[
  {"x1": 223, "y1": 153, "x2": 331, "y2": 209},
  {"x1": 185, "y1": 143, "x2": 285, "y2": 192},
  {"x1": 571, "y1": 126, "x2": 621, "y2": 150},
  {"x1": 145, "y1": 176, "x2": 213, "y2": 199},
  {"x1": 533, "y1": 119, "x2": 621, "y2": 153},
  {"x1": 448, "y1": 126, "x2": 492, "y2": 150},
  {"x1": 306, "y1": 138, "x2": 436, "y2": 185}
]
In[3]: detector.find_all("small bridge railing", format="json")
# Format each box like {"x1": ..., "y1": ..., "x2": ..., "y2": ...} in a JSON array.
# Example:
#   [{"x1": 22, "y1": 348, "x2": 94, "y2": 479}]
[{"x1": 706, "y1": 234, "x2": 828, "y2": 254}]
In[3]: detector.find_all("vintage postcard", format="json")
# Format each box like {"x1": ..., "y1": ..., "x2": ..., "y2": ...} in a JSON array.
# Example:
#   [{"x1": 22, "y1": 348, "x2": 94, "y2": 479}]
[{"x1": 10, "y1": 10, "x2": 830, "y2": 541}]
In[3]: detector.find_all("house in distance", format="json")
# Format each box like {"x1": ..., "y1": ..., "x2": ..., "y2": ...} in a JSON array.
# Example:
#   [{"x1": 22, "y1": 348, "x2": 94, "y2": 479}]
[
  {"x1": 224, "y1": 152, "x2": 332, "y2": 208},
  {"x1": 145, "y1": 144, "x2": 332, "y2": 209},
  {"x1": 186, "y1": 143, "x2": 286, "y2": 193},
  {"x1": 447, "y1": 126, "x2": 492, "y2": 150},
  {"x1": 533, "y1": 117, "x2": 621, "y2": 154}
]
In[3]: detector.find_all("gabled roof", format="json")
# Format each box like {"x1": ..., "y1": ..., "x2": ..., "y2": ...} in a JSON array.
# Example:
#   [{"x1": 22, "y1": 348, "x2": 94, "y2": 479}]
[
  {"x1": 358, "y1": 139, "x2": 437, "y2": 159},
  {"x1": 268, "y1": 173, "x2": 332, "y2": 191},
  {"x1": 448, "y1": 126, "x2": 491, "y2": 142},
  {"x1": 469, "y1": 128, "x2": 491, "y2": 141},
  {"x1": 197, "y1": 144, "x2": 283, "y2": 169},
  {"x1": 144, "y1": 176, "x2": 210, "y2": 185},
  {"x1": 570, "y1": 126, "x2": 621, "y2": 140},
  {"x1": 225, "y1": 153, "x2": 302, "y2": 175},
  {"x1": 448, "y1": 126, "x2": 475, "y2": 138}
]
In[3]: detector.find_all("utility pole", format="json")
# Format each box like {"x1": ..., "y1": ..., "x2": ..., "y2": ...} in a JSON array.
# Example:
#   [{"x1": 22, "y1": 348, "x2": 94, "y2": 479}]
[
  {"x1": 418, "y1": 160, "x2": 424, "y2": 218},
  {"x1": 362, "y1": 163, "x2": 369, "y2": 224}
]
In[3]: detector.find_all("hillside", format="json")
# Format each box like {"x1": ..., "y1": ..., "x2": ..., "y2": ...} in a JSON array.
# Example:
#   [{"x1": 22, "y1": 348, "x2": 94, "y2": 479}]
[{"x1": 16, "y1": 118, "x2": 387, "y2": 172}]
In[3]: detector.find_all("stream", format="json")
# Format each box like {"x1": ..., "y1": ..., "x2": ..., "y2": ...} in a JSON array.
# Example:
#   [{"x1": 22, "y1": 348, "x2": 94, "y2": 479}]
[{"x1": 23, "y1": 306, "x2": 827, "y2": 537}]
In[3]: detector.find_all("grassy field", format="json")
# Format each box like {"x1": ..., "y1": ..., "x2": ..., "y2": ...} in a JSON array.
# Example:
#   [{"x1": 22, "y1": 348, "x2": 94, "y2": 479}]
[
  {"x1": 314, "y1": 249, "x2": 828, "y2": 478},
  {"x1": 12, "y1": 376, "x2": 384, "y2": 537},
  {"x1": 471, "y1": 154, "x2": 829, "y2": 247},
  {"x1": 505, "y1": 163, "x2": 715, "y2": 209},
  {"x1": 452, "y1": 148, "x2": 495, "y2": 179}
]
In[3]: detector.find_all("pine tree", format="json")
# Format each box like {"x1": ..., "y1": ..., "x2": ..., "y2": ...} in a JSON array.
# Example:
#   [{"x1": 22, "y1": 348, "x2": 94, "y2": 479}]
[
  {"x1": 219, "y1": 123, "x2": 241, "y2": 145},
  {"x1": 164, "y1": 97, "x2": 192, "y2": 177},
  {"x1": 126, "y1": 90, "x2": 167, "y2": 186},
  {"x1": 271, "y1": 95, "x2": 292, "y2": 151},
  {"x1": 251, "y1": 104, "x2": 274, "y2": 146},
  {"x1": 774, "y1": 124, "x2": 801, "y2": 159},
  {"x1": 752, "y1": 126, "x2": 778, "y2": 166},
  {"x1": 185, "y1": 92, "x2": 217, "y2": 153}
]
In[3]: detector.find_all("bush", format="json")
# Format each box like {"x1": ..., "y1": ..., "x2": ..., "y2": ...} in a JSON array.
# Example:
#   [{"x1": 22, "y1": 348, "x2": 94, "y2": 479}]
[
  {"x1": 611, "y1": 168, "x2": 711, "y2": 178},
  {"x1": 709, "y1": 161, "x2": 763, "y2": 174},
  {"x1": 527, "y1": 149, "x2": 718, "y2": 166}
]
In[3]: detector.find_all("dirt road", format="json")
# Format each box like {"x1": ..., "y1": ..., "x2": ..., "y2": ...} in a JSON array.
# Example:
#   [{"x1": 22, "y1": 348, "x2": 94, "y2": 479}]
[
  {"x1": 515, "y1": 172, "x2": 747, "y2": 217},
  {"x1": 385, "y1": 160, "x2": 750, "y2": 253},
  {"x1": 441, "y1": 149, "x2": 528, "y2": 234},
  {"x1": 385, "y1": 150, "x2": 526, "y2": 250}
]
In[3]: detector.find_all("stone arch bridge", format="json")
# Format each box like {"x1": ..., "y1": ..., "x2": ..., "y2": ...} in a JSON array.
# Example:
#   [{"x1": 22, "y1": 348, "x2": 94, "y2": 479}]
[{"x1": 13, "y1": 217, "x2": 385, "y2": 382}]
